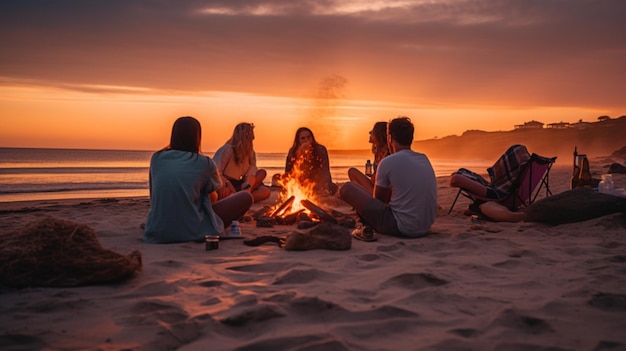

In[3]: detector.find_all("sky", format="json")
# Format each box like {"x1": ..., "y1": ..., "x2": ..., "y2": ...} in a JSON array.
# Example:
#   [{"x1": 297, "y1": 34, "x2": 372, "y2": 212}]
[{"x1": 1, "y1": 0, "x2": 625, "y2": 153}]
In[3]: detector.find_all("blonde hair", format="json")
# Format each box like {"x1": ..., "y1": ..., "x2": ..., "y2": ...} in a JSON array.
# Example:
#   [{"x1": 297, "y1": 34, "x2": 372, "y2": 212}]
[{"x1": 228, "y1": 123, "x2": 255, "y2": 165}]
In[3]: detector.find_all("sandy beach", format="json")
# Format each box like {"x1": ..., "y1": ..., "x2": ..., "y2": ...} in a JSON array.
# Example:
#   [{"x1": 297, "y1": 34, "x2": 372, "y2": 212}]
[{"x1": 1, "y1": 162, "x2": 625, "y2": 351}]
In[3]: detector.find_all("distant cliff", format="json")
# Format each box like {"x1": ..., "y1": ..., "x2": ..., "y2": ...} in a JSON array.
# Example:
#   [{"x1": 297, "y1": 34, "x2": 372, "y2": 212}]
[{"x1": 414, "y1": 116, "x2": 626, "y2": 163}]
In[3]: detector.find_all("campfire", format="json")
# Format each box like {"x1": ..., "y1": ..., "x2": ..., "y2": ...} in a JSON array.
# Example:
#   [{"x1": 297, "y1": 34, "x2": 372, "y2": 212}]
[{"x1": 255, "y1": 158, "x2": 337, "y2": 226}]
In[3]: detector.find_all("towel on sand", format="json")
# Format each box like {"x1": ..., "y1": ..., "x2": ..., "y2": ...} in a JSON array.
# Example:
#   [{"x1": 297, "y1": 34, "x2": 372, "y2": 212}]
[{"x1": 525, "y1": 188, "x2": 626, "y2": 225}]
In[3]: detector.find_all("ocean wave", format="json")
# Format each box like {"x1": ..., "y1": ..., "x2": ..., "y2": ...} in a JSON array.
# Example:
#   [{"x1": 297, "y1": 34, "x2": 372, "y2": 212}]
[
  {"x1": 0, "y1": 148, "x2": 471, "y2": 201},
  {"x1": 0, "y1": 182, "x2": 149, "y2": 194},
  {"x1": 0, "y1": 167, "x2": 149, "y2": 175}
]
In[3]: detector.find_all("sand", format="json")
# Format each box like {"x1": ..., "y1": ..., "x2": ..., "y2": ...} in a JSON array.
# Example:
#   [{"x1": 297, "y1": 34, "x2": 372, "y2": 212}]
[{"x1": 1, "y1": 164, "x2": 625, "y2": 351}]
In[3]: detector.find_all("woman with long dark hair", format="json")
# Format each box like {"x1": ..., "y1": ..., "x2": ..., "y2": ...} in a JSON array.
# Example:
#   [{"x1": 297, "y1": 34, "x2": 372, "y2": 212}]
[
  {"x1": 274, "y1": 127, "x2": 337, "y2": 196},
  {"x1": 347, "y1": 121, "x2": 390, "y2": 193},
  {"x1": 144, "y1": 116, "x2": 253, "y2": 243}
]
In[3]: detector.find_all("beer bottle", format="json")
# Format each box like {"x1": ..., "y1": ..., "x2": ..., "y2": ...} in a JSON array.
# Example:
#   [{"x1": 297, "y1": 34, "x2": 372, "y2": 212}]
[
  {"x1": 578, "y1": 156, "x2": 592, "y2": 188},
  {"x1": 365, "y1": 160, "x2": 373, "y2": 177},
  {"x1": 570, "y1": 146, "x2": 580, "y2": 189}
]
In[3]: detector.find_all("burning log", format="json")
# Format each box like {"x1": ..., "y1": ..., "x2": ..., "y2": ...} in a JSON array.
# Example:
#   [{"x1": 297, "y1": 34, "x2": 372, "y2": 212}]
[
  {"x1": 279, "y1": 209, "x2": 305, "y2": 225},
  {"x1": 253, "y1": 205, "x2": 272, "y2": 220},
  {"x1": 297, "y1": 212, "x2": 311, "y2": 222},
  {"x1": 256, "y1": 216, "x2": 276, "y2": 228},
  {"x1": 270, "y1": 196, "x2": 295, "y2": 218},
  {"x1": 297, "y1": 219, "x2": 317, "y2": 229},
  {"x1": 301, "y1": 199, "x2": 337, "y2": 224}
]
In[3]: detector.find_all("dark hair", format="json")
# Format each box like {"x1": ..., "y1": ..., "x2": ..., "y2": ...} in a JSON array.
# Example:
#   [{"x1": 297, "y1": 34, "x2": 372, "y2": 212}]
[
  {"x1": 388, "y1": 116, "x2": 413, "y2": 146},
  {"x1": 286, "y1": 127, "x2": 323, "y2": 169},
  {"x1": 371, "y1": 121, "x2": 389, "y2": 161},
  {"x1": 291, "y1": 127, "x2": 319, "y2": 149},
  {"x1": 169, "y1": 116, "x2": 201, "y2": 153}
]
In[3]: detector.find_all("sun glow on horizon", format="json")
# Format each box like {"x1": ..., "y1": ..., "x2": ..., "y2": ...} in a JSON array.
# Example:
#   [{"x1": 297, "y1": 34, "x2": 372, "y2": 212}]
[
  {"x1": 0, "y1": 83, "x2": 620, "y2": 153},
  {"x1": 1, "y1": 0, "x2": 624, "y2": 154}
]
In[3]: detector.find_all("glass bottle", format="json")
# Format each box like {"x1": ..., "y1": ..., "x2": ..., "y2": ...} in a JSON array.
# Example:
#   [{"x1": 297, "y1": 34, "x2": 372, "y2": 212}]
[
  {"x1": 570, "y1": 146, "x2": 580, "y2": 189},
  {"x1": 598, "y1": 174, "x2": 614, "y2": 194},
  {"x1": 578, "y1": 156, "x2": 592, "y2": 188},
  {"x1": 365, "y1": 160, "x2": 373, "y2": 177}
]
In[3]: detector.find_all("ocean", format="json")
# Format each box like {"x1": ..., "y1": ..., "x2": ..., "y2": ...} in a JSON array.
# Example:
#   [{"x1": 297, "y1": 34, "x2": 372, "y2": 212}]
[{"x1": 0, "y1": 147, "x2": 491, "y2": 203}]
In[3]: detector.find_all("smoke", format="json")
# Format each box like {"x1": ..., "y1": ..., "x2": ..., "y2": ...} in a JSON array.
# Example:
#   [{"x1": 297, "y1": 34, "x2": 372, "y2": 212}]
[{"x1": 303, "y1": 74, "x2": 348, "y2": 150}]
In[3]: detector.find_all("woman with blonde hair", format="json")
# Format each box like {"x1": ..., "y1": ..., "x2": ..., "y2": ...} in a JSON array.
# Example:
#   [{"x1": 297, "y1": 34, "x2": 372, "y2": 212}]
[
  {"x1": 347, "y1": 121, "x2": 390, "y2": 193},
  {"x1": 214, "y1": 122, "x2": 271, "y2": 203}
]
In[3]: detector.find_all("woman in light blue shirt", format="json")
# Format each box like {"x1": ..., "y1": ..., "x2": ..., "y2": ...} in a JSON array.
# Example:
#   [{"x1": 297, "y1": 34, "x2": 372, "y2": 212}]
[{"x1": 144, "y1": 116, "x2": 253, "y2": 244}]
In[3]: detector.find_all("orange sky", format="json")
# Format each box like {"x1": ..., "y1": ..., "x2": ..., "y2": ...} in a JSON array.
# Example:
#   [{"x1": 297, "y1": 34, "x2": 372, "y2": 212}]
[{"x1": 1, "y1": 0, "x2": 625, "y2": 153}]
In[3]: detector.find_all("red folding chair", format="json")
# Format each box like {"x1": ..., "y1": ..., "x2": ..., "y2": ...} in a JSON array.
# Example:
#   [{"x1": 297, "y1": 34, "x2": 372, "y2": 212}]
[{"x1": 449, "y1": 145, "x2": 557, "y2": 214}]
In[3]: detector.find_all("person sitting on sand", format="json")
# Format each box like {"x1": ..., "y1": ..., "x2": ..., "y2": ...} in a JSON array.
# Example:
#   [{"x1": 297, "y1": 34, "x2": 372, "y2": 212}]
[
  {"x1": 273, "y1": 127, "x2": 338, "y2": 196},
  {"x1": 213, "y1": 122, "x2": 271, "y2": 203},
  {"x1": 144, "y1": 116, "x2": 253, "y2": 244},
  {"x1": 473, "y1": 201, "x2": 527, "y2": 222},
  {"x1": 449, "y1": 174, "x2": 527, "y2": 222},
  {"x1": 347, "y1": 121, "x2": 390, "y2": 194},
  {"x1": 339, "y1": 117, "x2": 437, "y2": 238}
]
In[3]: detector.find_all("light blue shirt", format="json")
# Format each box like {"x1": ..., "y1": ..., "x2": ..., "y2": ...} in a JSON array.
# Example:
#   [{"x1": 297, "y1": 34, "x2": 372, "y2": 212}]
[{"x1": 144, "y1": 150, "x2": 224, "y2": 243}]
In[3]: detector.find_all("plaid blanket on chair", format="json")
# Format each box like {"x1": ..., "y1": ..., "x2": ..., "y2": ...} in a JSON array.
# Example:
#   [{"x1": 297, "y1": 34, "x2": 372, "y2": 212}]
[{"x1": 488, "y1": 144, "x2": 531, "y2": 197}]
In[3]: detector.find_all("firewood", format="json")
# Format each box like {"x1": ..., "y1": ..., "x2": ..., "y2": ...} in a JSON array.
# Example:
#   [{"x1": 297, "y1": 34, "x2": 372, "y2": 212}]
[
  {"x1": 270, "y1": 196, "x2": 295, "y2": 218},
  {"x1": 252, "y1": 205, "x2": 272, "y2": 220},
  {"x1": 281, "y1": 209, "x2": 305, "y2": 225},
  {"x1": 300, "y1": 199, "x2": 338, "y2": 223},
  {"x1": 256, "y1": 216, "x2": 276, "y2": 228}
]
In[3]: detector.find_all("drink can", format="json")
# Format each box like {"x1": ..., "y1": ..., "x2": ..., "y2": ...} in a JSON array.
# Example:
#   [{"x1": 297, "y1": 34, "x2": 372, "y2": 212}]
[{"x1": 205, "y1": 235, "x2": 219, "y2": 250}]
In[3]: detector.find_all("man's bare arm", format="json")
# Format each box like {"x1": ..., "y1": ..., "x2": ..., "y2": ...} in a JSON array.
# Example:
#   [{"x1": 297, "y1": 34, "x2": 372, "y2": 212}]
[{"x1": 374, "y1": 185, "x2": 391, "y2": 204}]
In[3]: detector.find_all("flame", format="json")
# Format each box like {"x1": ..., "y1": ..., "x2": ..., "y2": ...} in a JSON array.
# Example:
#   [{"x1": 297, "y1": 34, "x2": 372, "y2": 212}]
[{"x1": 271, "y1": 157, "x2": 319, "y2": 217}]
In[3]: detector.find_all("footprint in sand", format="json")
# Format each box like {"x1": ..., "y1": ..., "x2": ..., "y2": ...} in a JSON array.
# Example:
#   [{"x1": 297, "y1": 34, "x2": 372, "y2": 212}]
[
  {"x1": 487, "y1": 308, "x2": 554, "y2": 335},
  {"x1": 381, "y1": 272, "x2": 448, "y2": 290},
  {"x1": 355, "y1": 253, "x2": 380, "y2": 262},
  {"x1": 588, "y1": 293, "x2": 626, "y2": 311},
  {"x1": 272, "y1": 268, "x2": 328, "y2": 285}
]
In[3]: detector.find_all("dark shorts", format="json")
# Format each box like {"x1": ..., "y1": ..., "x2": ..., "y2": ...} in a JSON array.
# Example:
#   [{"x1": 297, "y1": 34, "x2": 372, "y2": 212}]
[
  {"x1": 227, "y1": 177, "x2": 245, "y2": 191},
  {"x1": 360, "y1": 199, "x2": 402, "y2": 236}
]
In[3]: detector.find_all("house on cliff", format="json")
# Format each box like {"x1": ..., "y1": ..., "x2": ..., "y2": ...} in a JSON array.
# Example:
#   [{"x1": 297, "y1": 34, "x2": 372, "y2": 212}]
[
  {"x1": 514, "y1": 120, "x2": 544, "y2": 129},
  {"x1": 571, "y1": 119, "x2": 592, "y2": 129},
  {"x1": 547, "y1": 122, "x2": 570, "y2": 129}
]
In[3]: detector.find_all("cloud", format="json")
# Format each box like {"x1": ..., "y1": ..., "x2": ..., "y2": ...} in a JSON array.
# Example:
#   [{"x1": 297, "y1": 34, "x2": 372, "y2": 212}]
[
  {"x1": 196, "y1": 0, "x2": 420, "y2": 16},
  {"x1": 1, "y1": 0, "x2": 625, "y2": 109}
]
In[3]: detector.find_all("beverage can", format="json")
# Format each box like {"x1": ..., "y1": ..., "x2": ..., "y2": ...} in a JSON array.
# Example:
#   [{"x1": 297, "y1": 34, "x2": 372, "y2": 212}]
[{"x1": 205, "y1": 235, "x2": 219, "y2": 250}]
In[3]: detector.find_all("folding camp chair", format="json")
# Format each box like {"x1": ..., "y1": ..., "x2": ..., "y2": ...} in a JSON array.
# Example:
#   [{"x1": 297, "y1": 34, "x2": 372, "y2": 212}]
[{"x1": 448, "y1": 144, "x2": 557, "y2": 214}]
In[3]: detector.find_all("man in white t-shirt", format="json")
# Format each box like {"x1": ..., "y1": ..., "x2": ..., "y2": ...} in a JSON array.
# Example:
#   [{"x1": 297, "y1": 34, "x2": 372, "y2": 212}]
[{"x1": 339, "y1": 117, "x2": 437, "y2": 237}]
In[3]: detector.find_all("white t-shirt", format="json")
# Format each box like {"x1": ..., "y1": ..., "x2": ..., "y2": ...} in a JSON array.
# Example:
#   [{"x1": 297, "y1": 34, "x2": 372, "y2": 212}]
[
  {"x1": 213, "y1": 144, "x2": 258, "y2": 180},
  {"x1": 375, "y1": 149, "x2": 437, "y2": 235}
]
